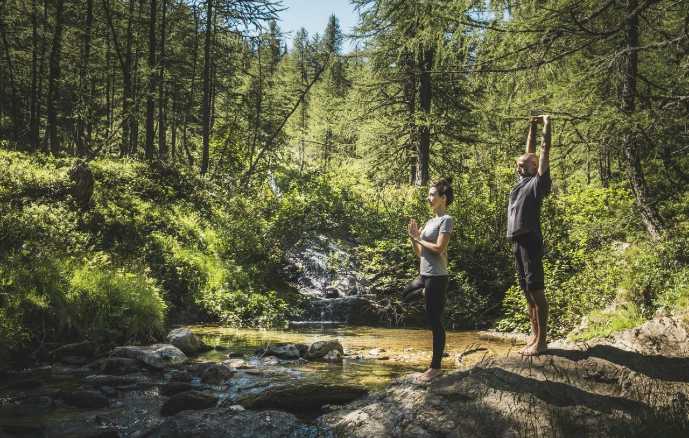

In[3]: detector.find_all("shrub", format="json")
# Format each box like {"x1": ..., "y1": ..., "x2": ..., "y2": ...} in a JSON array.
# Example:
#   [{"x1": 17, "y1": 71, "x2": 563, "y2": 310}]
[{"x1": 66, "y1": 255, "x2": 167, "y2": 343}]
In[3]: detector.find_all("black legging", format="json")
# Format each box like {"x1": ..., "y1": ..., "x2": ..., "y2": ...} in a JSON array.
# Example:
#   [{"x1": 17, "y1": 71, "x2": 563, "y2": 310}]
[{"x1": 402, "y1": 275, "x2": 448, "y2": 369}]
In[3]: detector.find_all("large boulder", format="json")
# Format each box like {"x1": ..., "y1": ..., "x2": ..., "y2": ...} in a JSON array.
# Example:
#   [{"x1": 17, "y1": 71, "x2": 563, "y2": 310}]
[
  {"x1": 200, "y1": 364, "x2": 234, "y2": 385},
  {"x1": 57, "y1": 390, "x2": 109, "y2": 409},
  {"x1": 305, "y1": 340, "x2": 344, "y2": 361},
  {"x1": 166, "y1": 328, "x2": 208, "y2": 355},
  {"x1": 161, "y1": 390, "x2": 218, "y2": 417},
  {"x1": 50, "y1": 341, "x2": 96, "y2": 360},
  {"x1": 111, "y1": 344, "x2": 187, "y2": 369},
  {"x1": 263, "y1": 343, "x2": 301, "y2": 360},
  {"x1": 148, "y1": 407, "x2": 328, "y2": 437}
]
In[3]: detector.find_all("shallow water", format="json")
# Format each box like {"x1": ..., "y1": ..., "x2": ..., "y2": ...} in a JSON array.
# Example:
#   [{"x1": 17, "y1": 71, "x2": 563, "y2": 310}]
[{"x1": 190, "y1": 324, "x2": 517, "y2": 389}]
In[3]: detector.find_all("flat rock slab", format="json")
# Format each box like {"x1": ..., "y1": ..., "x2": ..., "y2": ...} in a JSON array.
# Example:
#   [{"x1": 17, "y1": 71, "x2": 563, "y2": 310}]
[
  {"x1": 57, "y1": 390, "x2": 109, "y2": 409},
  {"x1": 161, "y1": 390, "x2": 218, "y2": 416},
  {"x1": 237, "y1": 383, "x2": 368, "y2": 413},
  {"x1": 148, "y1": 408, "x2": 329, "y2": 437},
  {"x1": 111, "y1": 344, "x2": 187, "y2": 369}
]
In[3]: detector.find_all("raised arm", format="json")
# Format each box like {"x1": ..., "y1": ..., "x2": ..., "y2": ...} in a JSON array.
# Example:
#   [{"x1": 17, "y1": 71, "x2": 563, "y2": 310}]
[
  {"x1": 538, "y1": 115, "x2": 551, "y2": 176},
  {"x1": 526, "y1": 117, "x2": 539, "y2": 154}
]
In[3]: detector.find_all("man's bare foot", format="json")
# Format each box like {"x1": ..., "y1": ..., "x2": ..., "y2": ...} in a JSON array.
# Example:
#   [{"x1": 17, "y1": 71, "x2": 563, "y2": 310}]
[
  {"x1": 518, "y1": 335, "x2": 537, "y2": 354},
  {"x1": 414, "y1": 368, "x2": 443, "y2": 383},
  {"x1": 520, "y1": 342, "x2": 547, "y2": 356}
]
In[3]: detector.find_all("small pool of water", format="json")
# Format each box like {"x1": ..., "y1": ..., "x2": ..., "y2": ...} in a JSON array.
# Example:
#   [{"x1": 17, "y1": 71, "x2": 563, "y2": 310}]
[{"x1": 190, "y1": 324, "x2": 517, "y2": 389}]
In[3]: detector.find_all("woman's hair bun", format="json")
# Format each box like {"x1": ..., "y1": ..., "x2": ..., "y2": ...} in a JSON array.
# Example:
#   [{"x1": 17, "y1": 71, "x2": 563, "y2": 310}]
[{"x1": 432, "y1": 177, "x2": 454, "y2": 206}]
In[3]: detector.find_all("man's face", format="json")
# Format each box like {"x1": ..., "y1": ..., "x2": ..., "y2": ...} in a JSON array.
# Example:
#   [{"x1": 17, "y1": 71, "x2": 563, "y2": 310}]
[{"x1": 516, "y1": 156, "x2": 537, "y2": 177}]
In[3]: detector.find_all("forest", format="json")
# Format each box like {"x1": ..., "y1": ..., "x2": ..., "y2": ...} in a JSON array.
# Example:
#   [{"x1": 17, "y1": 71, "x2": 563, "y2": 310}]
[{"x1": 1, "y1": 0, "x2": 689, "y2": 363}]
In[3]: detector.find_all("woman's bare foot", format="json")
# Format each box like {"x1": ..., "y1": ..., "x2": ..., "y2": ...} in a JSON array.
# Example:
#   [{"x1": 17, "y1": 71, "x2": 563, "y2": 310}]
[{"x1": 414, "y1": 368, "x2": 443, "y2": 383}]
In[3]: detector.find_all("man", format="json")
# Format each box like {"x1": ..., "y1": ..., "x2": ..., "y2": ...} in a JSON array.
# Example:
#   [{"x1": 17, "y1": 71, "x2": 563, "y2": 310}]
[{"x1": 507, "y1": 115, "x2": 552, "y2": 356}]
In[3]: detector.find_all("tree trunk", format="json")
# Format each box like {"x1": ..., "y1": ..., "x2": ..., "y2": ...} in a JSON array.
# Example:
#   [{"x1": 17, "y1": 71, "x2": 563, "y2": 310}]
[
  {"x1": 145, "y1": 0, "x2": 157, "y2": 159},
  {"x1": 403, "y1": 53, "x2": 417, "y2": 185},
  {"x1": 47, "y1": 0, "x2": 65, "y2": 155},
  {"x1": 200, "y1": 0, "x2": 213, "y2": 174},
  {"x1": 415, "y1": 48, "x2": 433, "y2": 186},
  {"x1": 620, "y1": 0, "x2": 663, "y2": 239},
  {"x1": 158, "y1": 0, "x2": 167, "y2": 159},
  {"x1": 30, "y1": 0, "x2": 40, "y2": 151},
  {"x1": 76, "y1": 0, "x2": 94, "y2": 156}
]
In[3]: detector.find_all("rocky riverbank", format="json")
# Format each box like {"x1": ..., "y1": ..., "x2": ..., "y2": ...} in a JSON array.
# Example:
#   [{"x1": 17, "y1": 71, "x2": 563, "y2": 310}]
[
  {"x1": 2, "y1": 317, "x2": 689, "y2": 437},
  {"x1": 319, "y1": 314, "x2": 689, "y2": 437}
]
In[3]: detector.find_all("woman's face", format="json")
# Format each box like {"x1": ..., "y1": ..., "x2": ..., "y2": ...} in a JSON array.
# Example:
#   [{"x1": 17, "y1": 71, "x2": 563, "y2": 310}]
[{"x1": 427, "y1": 187, "x2": 446, "y2": 210}]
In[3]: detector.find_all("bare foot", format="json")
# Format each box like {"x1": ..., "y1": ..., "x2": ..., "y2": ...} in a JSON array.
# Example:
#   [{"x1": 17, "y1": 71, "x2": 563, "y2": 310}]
[
  {"x1": 518, "y1": 335, "x2": 537, "y2": 354},
  {"x1": 414, "y1": 368, "x2": 443, "y2": 383},
  {"x1": 520, "y1": 342, "x2": 547, "y2": 357}
]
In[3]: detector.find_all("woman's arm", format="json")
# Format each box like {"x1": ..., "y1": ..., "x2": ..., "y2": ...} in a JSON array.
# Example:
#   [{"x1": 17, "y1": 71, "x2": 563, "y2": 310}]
[
  {"x1": 412, "y1": 231, "x2": 450, "y2": 255},
  {"x1": 407, "y1": 219, "x2": 422, "y2": 257}
]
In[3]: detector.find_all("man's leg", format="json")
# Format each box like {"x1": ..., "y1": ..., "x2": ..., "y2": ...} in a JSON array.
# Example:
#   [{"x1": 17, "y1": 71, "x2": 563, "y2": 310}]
[
  {"x1": 530, "y1": 288, "x2": 548, "y2": 351},
  {"x1": 515, "y1": 239, "x2": 538, "y2": 352}
]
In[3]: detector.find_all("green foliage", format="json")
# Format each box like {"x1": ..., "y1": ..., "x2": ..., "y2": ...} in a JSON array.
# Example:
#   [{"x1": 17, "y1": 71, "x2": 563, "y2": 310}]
[
  {"x1": 570, "y1": 303, "x2": 645, "y2": 342},
  {"x1": 66, "y1": 255, "x2": 166, "y2": 343}
]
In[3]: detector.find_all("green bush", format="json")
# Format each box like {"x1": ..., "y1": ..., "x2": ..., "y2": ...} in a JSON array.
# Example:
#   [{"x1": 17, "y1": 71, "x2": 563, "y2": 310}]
[{"x1": 66, "y1": 255, "x2": 167, "y2": 343}]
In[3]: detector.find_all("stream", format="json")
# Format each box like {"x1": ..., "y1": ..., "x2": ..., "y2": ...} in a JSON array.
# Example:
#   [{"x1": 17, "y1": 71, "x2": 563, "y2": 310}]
[{"x1": 0, "y1": 325, "x2": 516, "y2": 437}]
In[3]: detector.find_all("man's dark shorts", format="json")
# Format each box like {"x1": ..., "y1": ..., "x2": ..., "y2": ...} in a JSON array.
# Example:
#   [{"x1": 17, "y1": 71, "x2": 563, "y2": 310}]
[{"x1": 512, "y1": 232, "x2": 545, "y2": 291}]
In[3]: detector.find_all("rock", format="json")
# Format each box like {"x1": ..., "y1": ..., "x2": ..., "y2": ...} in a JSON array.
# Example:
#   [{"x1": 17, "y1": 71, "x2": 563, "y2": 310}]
[
  {"x1": 3, "y1": 378, "x2": 43, "y2": 390},
  {"x1": 57, "y1": 390, "x2": 109, "y2": 409},
  {"x1": 160, "y1": 382, "x2": 194, "y2": 396},
  {"x1": 98, "y1": 357, "x2": 141, "y2": 375},
  {"x1": 111, "y1": 344, "x2": 187, "y2": 369},
  {"x1": 166, "y1": 328, "x2": 209, "y2": 355},
  {"x1": 264, "y1": 343, "x2": 301, "y2": 360},
  {"x1": 226, "y1": 351, "x2": 244, "y2": 358},
  {"x1": 160, "y1": 390, "x2": 217, "y2": 416},
  {"x1": 324, "y1": 287, "x2": 341, "y2": 298},
  {"x1": 238, "y1": 383, "x2": 368, "y2": 413},
  {"x1": 149, "y1": 408, "x2": 326, "y2": 437},
  {"x1": 306, "y1": 340, "x2": 344, "y2": 361},
  {"x1": 50, "y1": 341, "x2": 97, "y2": 360},
  {"x1": 612, "y1": 315, "x2": 689, "y2": 356},
  {"x1": 83, "y1": 374, "x2": 143, "y2": 388},
  {"x1": 368, "y1": 348, "x2": 386, "y2": 357},
  {"x1": 223, "y1": 358, "x2": 252, "y2": 369},
  {"x1": 59, "y1": 355, "x2": 90, "y2": 366},
  {"x1": 99, "y1": 385, "x2": 118, "y2": 398},
  {"x1": 69, "y1": 160, "x2": 95, "y2": 210},
  {"x1": 295, "y1": 343, "x2": 309, "y2": 357},
  {"x1": 323, "y1": 349, "x2": 343, "y2": 362},
  {"x1": 168, "y1": 369, "x2": 192, "y2": 382},
  {"x1": 200, "y1": 364, "x2": 234, "y2": 385}
]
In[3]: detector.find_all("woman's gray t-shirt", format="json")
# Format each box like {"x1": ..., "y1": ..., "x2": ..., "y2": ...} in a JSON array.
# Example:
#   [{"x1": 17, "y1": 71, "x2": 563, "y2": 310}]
[{"x1": 419, "y1": 215, "x2": 453, "y2": 276}]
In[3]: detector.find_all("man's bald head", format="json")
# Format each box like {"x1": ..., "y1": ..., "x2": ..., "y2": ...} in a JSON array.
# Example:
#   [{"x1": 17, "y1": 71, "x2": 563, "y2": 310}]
[{"x1": 517, "y1": 153, "x2": 538, "y2": 177}]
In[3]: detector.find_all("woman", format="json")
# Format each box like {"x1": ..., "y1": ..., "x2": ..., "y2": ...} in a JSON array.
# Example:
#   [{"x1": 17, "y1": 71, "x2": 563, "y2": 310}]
[{"x1": 405, "y1": 178, "x2": 454, "y2": 383}]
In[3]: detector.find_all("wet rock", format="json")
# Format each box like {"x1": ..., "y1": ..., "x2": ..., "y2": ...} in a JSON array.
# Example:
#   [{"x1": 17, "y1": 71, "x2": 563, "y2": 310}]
[
  {"x1": 96, "y1": 357, "x2": 141, "y2": 375},
  {"x1": 83, "y1": 374, "x2": 143, "y2": 388},
  {"x1": 50, "y1": 340, "x2": 97, "y2": 360},
  {"x1": 160, "y1": 382, "x2": 194, "y2": 396},
  {"x1": 324, "y1": 287, "x2": 341, "y2": 298},
  {"x1": 160, "y1": 390, "x2": 218, "y2": 416},
  {"x1": 3, "y1": 378, "x2": 43, "y2": 390},
  {"x1": 237, "y1": 383, "x2": 368, "y2": 413},
  {"x1": 223, "y1": 358, "x2": 252, "y2": 369},
  {"x1": 323, "y1": 349, "x2": 343, "y2": 362},
  {"x1": 295, "y1": 343, "x2": 309, "y2": 357},
  {"x1": 264, "y1": 343, "x2": 301, "y2": 359},
  {"x1": 260, "y1": 356, "x2": 280, "y2": 366},
  {"x1": 57, "y1": 390, "x2": 109, "y2": 409},
  {"x1": 306, "y1": 340, "x2": 344, "y2": 361},
  {"x1": 60, "y1": 355, "x2": 91, "y2": 366},
  {"x1": 99, "y1": 385, "x2": 118, "y2": 398},
  {"x1": 111, "y1": 344, "x2": 187, "y2": 369},
  {"x1": 226, "y1": 351, "x2": 244, "y2": 358},
  {"x1": 149, "y1": 408, "x2": 327, "y2": 437},
  {"x1": 200, "y1": 364, "x2": 234, "y2": 385},
  {"x1": 0, "y1": 423, "x2": 46, "y2": 436},
  {"x1": 166, "y1": 328, "x2": 209, "y2": 356},
  {"x1": 167, "y1": 369, "x2": 192, "y2": 382}
]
